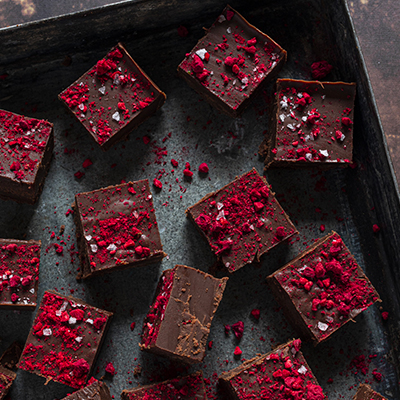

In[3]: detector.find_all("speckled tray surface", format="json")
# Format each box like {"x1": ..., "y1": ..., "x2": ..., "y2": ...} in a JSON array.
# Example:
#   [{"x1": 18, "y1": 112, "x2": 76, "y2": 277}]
[{"x1": 1, "y1": 0, "x2": 400, "y2": 399}]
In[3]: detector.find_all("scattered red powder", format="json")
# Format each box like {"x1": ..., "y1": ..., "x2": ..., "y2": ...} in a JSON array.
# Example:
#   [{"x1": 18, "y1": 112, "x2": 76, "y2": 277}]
[
  {"x1": 320, "y1": 224, "x2": 325, "y2": 232},
  {"x1": 153, "y1": 178, "x2": 162, "y2": 189},
  {"x1": 74, "y1": 171, "x2": 84, "y2": 179},
  {"x1": 250, "y1": 309, "x2": 260, "y2": 320},
  {"x1": 373, "y1": 224, "x2": 380, "y2": 233},
  {"x1": 130, "y1": 322, "x2": 136, "y2": 331},
  {"x1": 82, "y1": 158, "x2": 93, "y2": 169},
  {"x1": 105, "y1": 362, "x2": 116, "y2": 376},
  {"x1": 231, "y1": 321, "x2": 244, "y2": 340},
  {"x1": 208, "y1": 341, "x2": 213, "y2": 350},
  {"x1": 177, "y1": 25, "x2": 189, "y2": 37},
  {"x1": 199, "y1": 162, "x2": 209, "y2": 173},
  {"x1": 311, "y1": 61, "x2": 333, "y2": 79}
]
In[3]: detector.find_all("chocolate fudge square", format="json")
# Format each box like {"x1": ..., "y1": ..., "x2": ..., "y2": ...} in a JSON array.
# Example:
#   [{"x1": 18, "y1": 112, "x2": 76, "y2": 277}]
[
  {"x1": 219, "y1": 339, "x2": 325, "y2": 399},
  {"x1": 140, "y1": 265, "x2": 228, "y2": 364},
  {"x1": 353, "y1": 384, "x2": 387, "y2": 400},
  {"x1": 74, "y1": 180, "x2": 165, "y2": 279},
  {"x1": 186, "y1": 168, "x2": 297, "y2": 273},
  {"x1": 61, "y1": 378, "x2": 111, "y2": 400},
  {"x1": 59, "y1": 43, "x2": 166, "y2": 151},
  {"x1": 121, "y1": 371, "x2": 207, "y2": 399},
  {"x1": 259, "y1": 79, "x2": 356, "y2": 167},
  {"x1": 0, "y1": 365, "x2": 16, "y2": 400},
  {"x1": 0, "y1": 239, "x2": 40, "y2": 310},
  {"x1": 18, "y1": 291, "x2": 113, "y2": 389},
  {"x1": 267, "y1": 231, "x2": 380, "y2": 344},
  {"x1": 177, "y1": 5, "x2": 287, "y2": 118},
  {"x1": 0, "y1": 109, "x2": 54, "y2": 203}
]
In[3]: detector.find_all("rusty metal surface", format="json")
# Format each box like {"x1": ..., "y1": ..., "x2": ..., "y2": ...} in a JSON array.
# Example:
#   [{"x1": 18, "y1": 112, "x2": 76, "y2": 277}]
[{"x1": 0, "y1": 0, "x2": 399, "y2": 399}]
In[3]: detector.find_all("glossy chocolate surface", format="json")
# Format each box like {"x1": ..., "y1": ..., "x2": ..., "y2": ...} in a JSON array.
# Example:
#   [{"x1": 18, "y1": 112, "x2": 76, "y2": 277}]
[
  {"x1": 59, "y1": 43, "x2": 166, "y2": 151},
  {"x1": 0, "y1": 109, "x2": 54, "y2": 204},
  {"x1": 219, "y1": 339, "x2": 325, "y2": 399},
  {"x1": 18, "y1": 291, "x2": 113, "y2": 389},
  {"x1": 178, "y1": 5, "x2": 286, "y2": 117},
  {"x1": 0, "y1": 239, "x2": 40, "y2": 310},
  {"x1": 268, "y1": 231, "x2": 380, "y2": 343},
  {"x1": 260, "y1": 79, "x2": 356, "y2": 167},
  {"x1": 121, "y1": 371, "x2": 207, "y2": 399},
  {"x1": 140, "y1": 265, "x2": 228, "y2": 364},
  {"x1": 186, "y1": 168, "x2": 297, "y2": 273},
  {"x1": 74, "y1": 180, "x2": 164, "y2": 279}
]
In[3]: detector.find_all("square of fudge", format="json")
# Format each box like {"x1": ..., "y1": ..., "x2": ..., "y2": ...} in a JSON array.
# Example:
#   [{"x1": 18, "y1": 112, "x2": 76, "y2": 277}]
[
  {"x1": 353, "y1": 384, "x2": 387, "y2": 400},
  {"x1": 121, "y1": 371, "x2": 206, "y2": 399},
  {"x1": 61, "y1": 378, "x2": 111, "y2": 400},
  {"x1": 177, "y1": 5, "x2": 287, "y2": 118},
  {"x1": 59, "y1": 43, "x2": 166, "y2": 151},
  {"x1": 219, "y1": 339, "x2": 325, "y2": 399},
  {"x1": 18, "y1": 291, "x2": 113, "y2": 388},
  {"x1": 0, "y1": 239, "x2": 40, "y2": 310},
  {"x1": 186, "y1": 168, "x2": 297, "y2": 273},
  {"x1": 267, "y1": 231, "x2": 380, "y2": 344},
  {"x1": 140, "y1": 265, "x2": 228, "y2": 364},
  {"x1": 259, "y1": 79, "x2": 356, "y2": 167},
  {"x1": 0, "y1": 109, "x2": 54, "y2": 203},
  {"x1": 0, "y1": 365, "x2": 16, "y2": 400},
  {"x1": 74, "y1": 180, "x2": 165, "y2": 279}
]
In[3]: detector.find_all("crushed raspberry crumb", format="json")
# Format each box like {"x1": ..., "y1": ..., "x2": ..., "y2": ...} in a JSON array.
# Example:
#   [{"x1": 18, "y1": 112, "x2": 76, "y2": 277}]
[
  {"x1": 231, "y1": 321, "x2": 244, "y2": 340},
  {"x1": 234, "y1": 346, "x2": 242, "y2": 356},
  {"x1": 105, "y1": 362, "x2": 116, "y2": 376},
  {"x1": 199, "y1": 162, "x2": 209, "y2": 173}
]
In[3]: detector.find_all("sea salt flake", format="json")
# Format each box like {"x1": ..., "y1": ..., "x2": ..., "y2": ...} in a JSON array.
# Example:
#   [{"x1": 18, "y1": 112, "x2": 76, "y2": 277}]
[
  {"x1": 195, "y1": 49, "x2": 207, "y2": 60},
  {"x1": 112, "y1": 111, "x2": 120, "y2": 122},
  {"x1": 218, "y1": 14, "x2": 226, "y2": 23},
  {"x1": 75, "y1": 336, "x2": 83, "y2": 343},
  {"x1": 305, "y1": 153, "x2": 313, "y2": 161},
  {"x1": 98, "y1": 86, "x2": 106, "y2": 95},
  {"x1": 69, "y1": 317, "x2": 77, "y2": 325},
  {"x1": 85, "y1": 235, "x2": 92, "y2": 241},
  {"x1": 319, "y1": 149, "x2": 329, "y2": 157},
  {"x1": 217, "y1": 202, "x2": 224, "y2": 210},
  {"x1": 90, "y1": 244, "x2": 98, "y2": 253},
  {"x1": 43, "y1": 328, "x2": 52, "y2": 336},
  {"x1": 78, "y1": 103, "x2": 85, "y2": 111},
  {"x1": 302, "y1": 116, "x2": 307, "y2": 122},
  {"x1": 279, "y1": 114, "x2": 285, "y2": 122},
  {"x1": 298, "y1": 365, "x2": 308, "y2": 374},
  {"x1": 86, "y1": 318, "x2": 94, "y2": 324},
  {"x1": 318, "y1": 321, "x2": 328, "y2": 331},
  {"x1": 29, "y1": 288, "x2": 35, "y2": 294},
  {"x1": 107, "y1": 243, "x2": 117, "y2": 251},
  {"x1": 287, "y1": 124, "x2": 296, "y2": 131},
  {"x1": 227, "y1": 27, "x2": 232, "y2": 34}
]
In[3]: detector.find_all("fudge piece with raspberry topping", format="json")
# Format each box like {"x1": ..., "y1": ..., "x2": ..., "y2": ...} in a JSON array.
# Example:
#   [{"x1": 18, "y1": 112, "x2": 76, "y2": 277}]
[
  {"x1": 19, "y1": 291, "x2": 113, "y2": 388},
  {"x1": 59, "y1": 43, "x2": 166, "y2": 151},
  {"x1": 259, "y1": 78, "x2": 356, "y2": 167},
  {"x1": 140, "y1": 265, "x2": 227, "y2": 364},
  {"x1": 353, "y1": 384, "x2": 387, "y2": 400},
  {"x1": 178, "y1": 5, "x2": 286, "y2": 117},
  {"x1": 74, "y1": 180, "x2": 165, "y2": 279},
  {"x1": 219, "y1": 339, "x2": 326, "y2": 399},
  {"x1": 267, "y1": 231, "x2": 380, "y2": 343},
  {"x1": 186, "y1": 168, "x2": 297, "y2": 273},
  {"x1": 121, "y1": 371, "x2": 207, "y2": 399},
  {"x1": 0, "y1": 109, "x2": 54, "y2": 203},
  {"x1": 0, "y1": 239, "x2": 40, "y2": 310}
]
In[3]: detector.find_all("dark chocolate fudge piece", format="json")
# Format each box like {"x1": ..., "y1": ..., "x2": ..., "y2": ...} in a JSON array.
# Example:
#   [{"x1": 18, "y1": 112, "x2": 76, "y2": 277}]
[
  {"x1": 186, "y1": 168, "x2": 297, "y2": 273},
  {"x1": 121, "y1": 371, "x2": 207, "y2": 399},
  {"x1": 259, "y1": 79, "x2": 356, "y2": 167},
  {"x1": 353, "y1": 384, "x2": 387, "y2": 400},
  {"x1": 140, "y1": 265, "x2": 228, "y2": 364},
  {"x1": 0, "y1": 109, "x2": 54, "y2": 203},
  {"x1": 61, "y1": 378, "x2": 111, "y2": 400},
  {"x1": 177, "y1": 5, "x2": 287, "y2": 118},
  {"x1": 18, "y1": 291, "x2": 113, "y2": 388},
  {"x1": 219, "y1": 339, "x2": 325, "y2": 399},
  {"x1": 59, "y1": 43, "x2": 166, "y2": 151},
  {"x1": 267, "y1": 231, "x2": 380, "y2": 344},
  {"x1": 0, "y1": 365, "x2": 16, "y2": 400},
  {"x1": 74, "y1": 180, "x2": 165, "y2": 279},
  {"x1": 0, "y1": 239, "x2": 40, "y2": 310}
]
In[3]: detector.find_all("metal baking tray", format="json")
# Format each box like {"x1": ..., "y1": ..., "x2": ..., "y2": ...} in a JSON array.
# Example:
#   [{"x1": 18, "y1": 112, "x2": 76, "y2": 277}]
[{"x1": 1, "y1": 0, "x2": 400, "y2": 398}]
